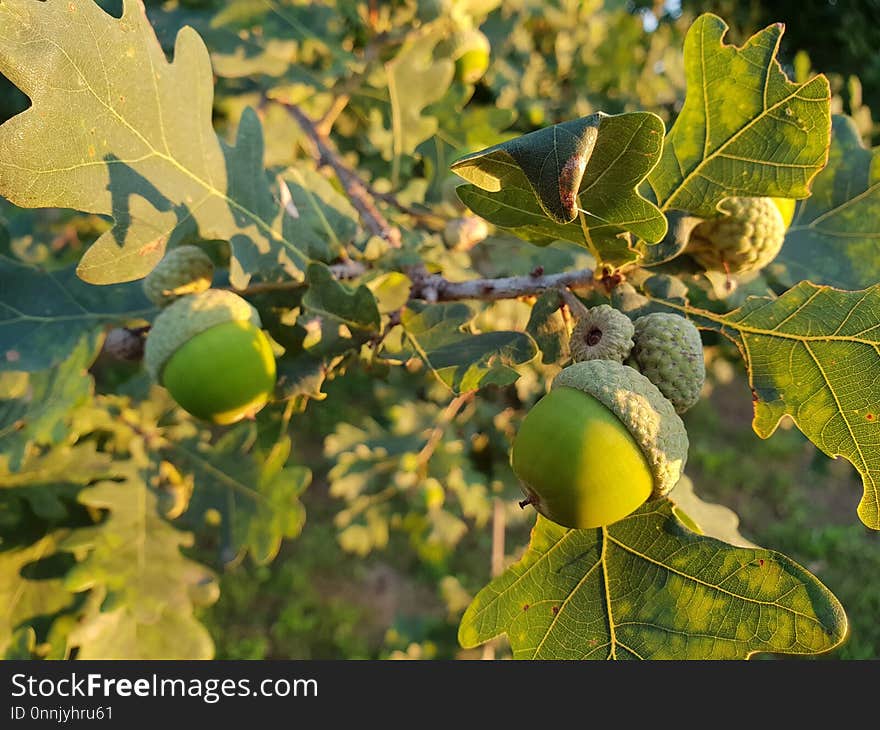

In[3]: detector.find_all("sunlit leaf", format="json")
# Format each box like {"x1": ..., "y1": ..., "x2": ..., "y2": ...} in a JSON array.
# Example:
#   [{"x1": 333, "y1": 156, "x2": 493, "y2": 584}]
[
  {"x1": 647, "y1": 13, "x2": 831, "y2": 217},
  {"x1": 459, "y1": 508, "x2": 847, "y2": 659},
  {"x1": 671, "y1": 283, "x2": 880, "y2": 531},
  {"x1": 454, "y1": 112, "x2": 666, "y2": 267},
  {"x1": 0, "y1": 0, "x2": 308, "y2": 286}
]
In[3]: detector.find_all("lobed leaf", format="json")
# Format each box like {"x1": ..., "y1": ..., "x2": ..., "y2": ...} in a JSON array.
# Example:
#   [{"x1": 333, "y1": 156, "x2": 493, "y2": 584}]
[
  {"x1": 0, "y1": 0, "x2": 310, "y2": 287},
  {"x1": 459, "y1": 507, "x2": 847, "y2": 659},
  {"x1": 776, "y1": 114, "x2": 880, "y2": 289},
  {"x1": 684, "y1": 282, "x2": 880, "y2": 531},
  {"x1": 647, "y1": 13, "x2": 831, "y2": 217},
  {"x1": 0, "y1": 255, "x2": 152, "y2": 372},
  {"x1": 388, "y1": 301, "x2": 538, "y2": 394},
  {"x1": 453, "y1": 112, "x2": 667, "y2": 267}
]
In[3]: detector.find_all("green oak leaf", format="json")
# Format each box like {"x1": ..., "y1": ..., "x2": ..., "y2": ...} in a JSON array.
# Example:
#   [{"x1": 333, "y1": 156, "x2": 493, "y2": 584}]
[
  {"x1": 459, "y1": 508, "x2": 847, "y2": 659},
  {"x1": 0, "y1": 335, "x2": 96, "y2": 470},
  {"x1": 387, "y1": 301, "x2": 539, "y2": 394},
  {"x1": 61, "y1": 459, "x2": 217, "y2": 660},
  {"x1": 302, "y1": 262, "x2": 381, "y2": 333},
  {"x1": 384, "y1": 25, "x2": 455, "y2": 185},
  {"x1": 0, "y1": 442, "x2": 113, "y2": 524},
  {"x1": 775, "y1": 115, "x2": 880, "y2": 289},
  {"x1": 0, "y1": 532, "x2": 75, "y2": 657},
  {"x1": 0, "y1": 0, "x2": 308, "y2": 287},
  {"x1": 453, "y1": 112, "x2": 667, "y2": 268},
  {"x1": 280, "y1": 165, "x2": 359, "y2": 263},
  {"x1": 674, "y1": 283, "x2": 880, "y2": 531},
  {"x1": 167, "y1": 428, "x2": 310, "y2": 565},
  {"x1": 0, "y1": 256, "x2": 153, "y2": 372},
  {"x1": 646, "y1": 13, "x2": 831, "y2": 217}
]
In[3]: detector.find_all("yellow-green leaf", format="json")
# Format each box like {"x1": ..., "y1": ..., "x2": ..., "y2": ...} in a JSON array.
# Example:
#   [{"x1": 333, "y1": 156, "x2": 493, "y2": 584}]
[
  {"x1": 459, "y1": 507, "x2": 847, "y2": 659},
  {"x1": 647, "y1": 13, "x2": 831, "y2": 217}
]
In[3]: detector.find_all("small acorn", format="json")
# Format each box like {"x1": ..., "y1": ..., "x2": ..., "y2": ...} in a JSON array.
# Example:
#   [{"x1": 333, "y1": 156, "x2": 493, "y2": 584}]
[
  {"x1": 439, "y1": 28, "x2": 491, "y2": 85},
  {"x1": 685, "y1": 196, "x2": 788, "y2": 274},
  {"x1": 628, "y1": 312, "x2": 705, "y2": 414},
  {"x1": 569, "y1": 304, "x2": 635, "y2": 364},
  {"x1": 511, "y1": 360, "x2": 688, "y2": 529},
  {"x1": 142, "y1": 245, "x2": 215, "y2": 308},
  {"x1": 143, "y1": 289, "x2": 277, "y2": 425}
]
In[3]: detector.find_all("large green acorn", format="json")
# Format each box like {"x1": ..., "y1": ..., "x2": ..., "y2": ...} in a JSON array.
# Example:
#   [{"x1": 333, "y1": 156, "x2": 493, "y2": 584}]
[
  {"x1": 144, "y1": 289, "x2": 277, "y2": 425},
  {"x1": 511, "y1": 360, "x2": 688, "y2": 529}
]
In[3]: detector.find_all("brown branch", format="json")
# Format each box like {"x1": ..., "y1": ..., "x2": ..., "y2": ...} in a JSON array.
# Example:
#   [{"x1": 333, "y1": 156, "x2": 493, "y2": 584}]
[
  {"x1": 281, "y1": 102, "x2": 402, "y2": 248},
  {"x1": 407, "y1": 266, "x2": 596, "y2": 303}
]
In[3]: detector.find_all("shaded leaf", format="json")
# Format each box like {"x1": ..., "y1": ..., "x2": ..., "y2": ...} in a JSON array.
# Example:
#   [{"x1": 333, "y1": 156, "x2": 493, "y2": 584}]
[
  {"x1": 0, "y1": 256, "x2": 152, "y2": 372},
  {"x1": 454, "y1": 112, "x2": 666, "y2": 267},
  {"x1": 168, "y1": 428, "x2": 310, "y2": 565},
  {"x1": 280, "y1": 165, "x2": 359, "y2": 262},
  {"x1": 0, "y1": 0, "x2": 307, "y2": 286},
  {"x1": 647, "y1": 14, "x2": 831, "y2": 217},
  {"x1": 388, "y1": 301, "x2": 538, "y2": 394},
  {"x1": 776, "y1": 114, "x2": 880, "y2": 289},
  {"x1": 302, "y1": 262, "x2": 381, "y2": 333},
  {"x1": 459, "y1": 508, "x2": 847, "y2": 659},
  {"x1": 0, "y1": 335, "x2": 96, "y2": 470},
  {"x1": 0, "y1": 443, "x2": 113, "y2": 523}
]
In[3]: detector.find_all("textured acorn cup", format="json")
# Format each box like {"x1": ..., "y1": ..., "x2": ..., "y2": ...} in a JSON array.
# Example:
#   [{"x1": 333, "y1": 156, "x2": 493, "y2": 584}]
[
  {"x1": 569, "y1": 304, "x2": 634, "y2": 363},
  {"x1": 143, "y1": 290, "x2": 276, "y2": 425},
  {"x1": 511, "y1": 360, "x2": 689, "y2": 529},
  {"x1": 629, "y1": 312, "x2": 705, "y2": 414},
  {"x1": 142, "y1": 245, "x2": 215, "y2": 307},
  {"x1": 685, "y1": 196, "x2": 787, "y2": 274}
]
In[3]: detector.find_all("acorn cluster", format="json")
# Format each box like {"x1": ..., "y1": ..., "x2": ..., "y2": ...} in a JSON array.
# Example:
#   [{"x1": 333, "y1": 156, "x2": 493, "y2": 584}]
[{"x1": 511, "y1": 301, "x2": 705, "y2": 530}]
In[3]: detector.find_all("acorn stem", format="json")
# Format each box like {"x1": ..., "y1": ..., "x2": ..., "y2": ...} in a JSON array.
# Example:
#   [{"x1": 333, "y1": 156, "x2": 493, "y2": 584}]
[{"x1": 519, "y1": 497, "x2": 535, "y2": 509}]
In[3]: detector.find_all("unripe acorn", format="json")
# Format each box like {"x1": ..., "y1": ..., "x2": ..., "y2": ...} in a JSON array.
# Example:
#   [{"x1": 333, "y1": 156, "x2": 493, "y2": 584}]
[
  {"x1": 142, "y1": 245, "x2": 215, "y2": 307},
  {"x1": 685, "y1": 196, "x2": 788, "y2": 274},
  {"x1": 569, "y1": 304, "x2": 634, "y2": 363},
  {"x1": 511, "y1": 360, "x2": 688, "y2": 529},
  {"x1": 143, "y1": 289, "x2": 277, "y2": 425},
  {"x1": 628, "y1": 312, "x2": 705, "y2": 414},
  {"x1": 441, "y1": 28, "x2": 491, "y2": 85}
]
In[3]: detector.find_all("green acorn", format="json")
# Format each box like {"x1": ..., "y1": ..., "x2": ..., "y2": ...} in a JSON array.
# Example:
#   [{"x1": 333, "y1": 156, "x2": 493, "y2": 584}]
[
  {"x1": 569, "y1": 304, "x2": 635, "y2": 364},
  {"x1": 144, "y1": 289, "x2": 276, "y2": 425},
  {"x1": 438, "y1": 28, "x2": 491, "y2": 85},
  {"x1": 628, "y1": 312, "x2": 705, "y2": 414},
  {"x1": 142, "y1": 245, "x2": 215, "y2": 308},
  {"x1": 511, "y1": 360, "x2": 688, "y2": 529},
  {"x1": 685, "y1": 196, "x2": 788, "y2": 274}
]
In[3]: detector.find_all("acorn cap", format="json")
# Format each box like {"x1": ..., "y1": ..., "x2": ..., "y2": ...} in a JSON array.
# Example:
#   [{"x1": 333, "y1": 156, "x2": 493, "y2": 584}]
[
  {"x1": 551, "y1": 360, "x2": 688, "y2": 498},
  {"x1": 142, "y1": 245, "x2": 215, "y2": 307},
  {"x1": 144, "y1": 289, "x2": 262, "y2": 382}
]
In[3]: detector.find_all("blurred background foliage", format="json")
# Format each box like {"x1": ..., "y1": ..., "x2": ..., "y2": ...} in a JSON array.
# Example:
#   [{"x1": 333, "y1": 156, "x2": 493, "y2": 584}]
[{"x1": 1, "y1": 0, "x2": 878, "y2": 661}]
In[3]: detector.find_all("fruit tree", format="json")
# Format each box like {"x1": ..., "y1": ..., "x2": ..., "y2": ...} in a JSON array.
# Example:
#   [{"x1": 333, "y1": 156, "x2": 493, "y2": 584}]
[{"x1": 1, "y1": 0, "x2": 878, "y2": 661}]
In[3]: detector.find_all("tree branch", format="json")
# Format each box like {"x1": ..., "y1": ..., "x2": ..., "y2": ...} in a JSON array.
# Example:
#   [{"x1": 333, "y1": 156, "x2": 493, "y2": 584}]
[
  {"x1": 280, "y1": 101, "x2": 402, "y2": 248},
  {"x1": 407, "y1": 266, "x2": 596, "y2": 303}
]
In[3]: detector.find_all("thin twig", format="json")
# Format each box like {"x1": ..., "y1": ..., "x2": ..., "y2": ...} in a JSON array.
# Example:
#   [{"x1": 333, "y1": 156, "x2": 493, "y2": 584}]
[
  {"x1": 228, "y1": 260, "x2": 367, "y2": 296},
  {"x1": 416, "y1": 392, "x2": 475, "y2": 472},
  {"x1": 408, "y1": 266, "x2": 596, "y2": 303},
  {"x1": 281, "y1": 101, "x2": 402, "y2": 248}
]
